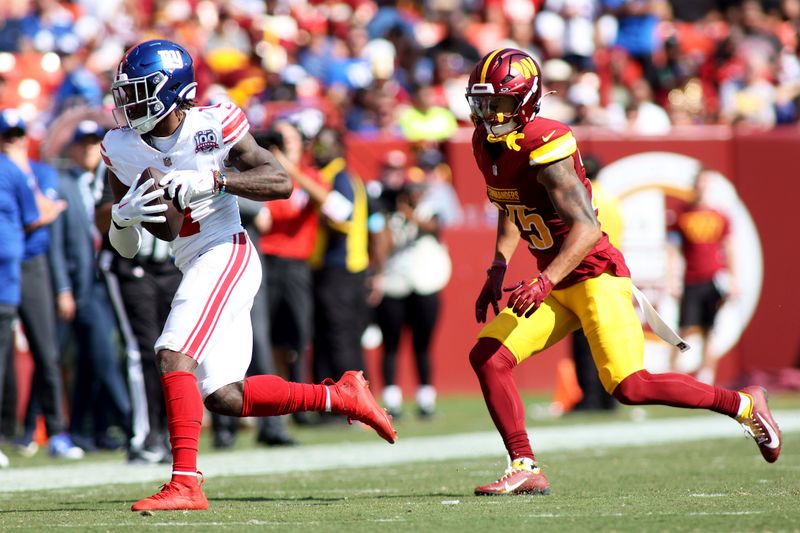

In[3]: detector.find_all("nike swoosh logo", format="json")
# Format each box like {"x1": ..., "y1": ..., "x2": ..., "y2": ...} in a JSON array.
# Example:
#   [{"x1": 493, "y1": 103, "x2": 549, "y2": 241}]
[
  {"x1": 542, "y1": 130, "x2": 556, "y2": 142},
  {"x1": 503, "y1": 478, "x2": 527, "y2": 492},
  {"x1": 757, "y1": 413, "x2": 780, "y2": 449},
  {"x1": 118, "y1": 201, "x2": 129, "y2": 209}
]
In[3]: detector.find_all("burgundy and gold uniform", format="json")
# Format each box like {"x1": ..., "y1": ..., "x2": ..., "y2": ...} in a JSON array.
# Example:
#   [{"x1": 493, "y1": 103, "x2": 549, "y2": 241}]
[
  {"x1": 671, "y1": 206, "x2": 730, "y2": 285},
  {"x1": 670, "y1": 204, "x2": 731, "y2": 330},
  {"x1": 472, "y1": 117, "x2": 640, "y2": 390},
  {"x1": 467, "y1": 49, "x2": 779, "y2": 497},
  {"x1": 471, "y1": 118, "x2": 629, "y2": 289}
]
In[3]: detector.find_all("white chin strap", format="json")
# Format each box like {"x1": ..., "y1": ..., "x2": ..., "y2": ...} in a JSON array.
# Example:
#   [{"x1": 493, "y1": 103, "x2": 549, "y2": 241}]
[
  {"x1": 133, "y1": 118, "x2": 158, "y2": 134},
  {"x1": 132, "y1": 106, "x2": 172, "y2": 134}
]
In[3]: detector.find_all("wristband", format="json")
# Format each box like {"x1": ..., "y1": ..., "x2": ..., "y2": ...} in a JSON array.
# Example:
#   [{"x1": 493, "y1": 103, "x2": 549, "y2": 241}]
[
  {"x1": 487, "y1": 259, "x2": 507, "y2": 276},
  {"x1": 212, "y1": 169, "x2": 227, "y2": 195}
]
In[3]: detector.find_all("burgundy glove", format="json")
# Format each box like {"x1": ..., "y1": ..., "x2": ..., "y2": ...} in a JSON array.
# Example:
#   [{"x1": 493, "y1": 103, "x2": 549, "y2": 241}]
[
  {"x1": 475, "y1": 260, "x2": 507, "y2": 323},
  {"x1": 504, "y1": 273, "x2": 554, "y2": 318}
]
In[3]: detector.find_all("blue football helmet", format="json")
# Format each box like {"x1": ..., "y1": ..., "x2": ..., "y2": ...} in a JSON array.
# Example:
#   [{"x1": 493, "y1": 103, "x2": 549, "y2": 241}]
[{"x1": 111, "y1": 40, "x2": 197, "y2": 134}]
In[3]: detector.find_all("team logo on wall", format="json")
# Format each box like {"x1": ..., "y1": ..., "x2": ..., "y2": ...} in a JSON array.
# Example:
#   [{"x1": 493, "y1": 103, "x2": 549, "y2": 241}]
[
  {"x1": 597, "y1": 152, "x2": 763, "y2": 373},
  {"x1": 194, "y1": 129, "x2": 218, "y2": 153}
]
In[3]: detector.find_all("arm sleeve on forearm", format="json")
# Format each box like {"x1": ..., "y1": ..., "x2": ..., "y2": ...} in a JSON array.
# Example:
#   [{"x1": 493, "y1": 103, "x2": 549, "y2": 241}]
[
  {"x1": 321, "y1": 190, "x2": 354, "y2": 223},
  {"x1": 109, "y1": 223, "x2": 142, "y2": 258}
]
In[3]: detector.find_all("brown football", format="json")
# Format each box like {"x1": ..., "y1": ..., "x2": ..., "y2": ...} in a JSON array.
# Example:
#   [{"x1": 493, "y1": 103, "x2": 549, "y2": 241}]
[{"x1": 137, "y1": 166, "x2": 184, "y2": 242}]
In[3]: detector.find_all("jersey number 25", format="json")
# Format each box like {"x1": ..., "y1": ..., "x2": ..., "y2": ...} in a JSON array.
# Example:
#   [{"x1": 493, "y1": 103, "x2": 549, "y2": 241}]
[{"x1": 505, "y1": 204, "x2": 554, "y2": 250}]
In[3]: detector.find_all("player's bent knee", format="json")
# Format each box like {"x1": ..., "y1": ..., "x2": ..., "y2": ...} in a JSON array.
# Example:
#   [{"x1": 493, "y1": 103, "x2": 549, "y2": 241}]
[
  {"x1": 469, "y1": 338, "x2": 499, "y2": 371},
  {"x1": 469, "y1": 338, "x2": 517, "y2": 374},
  {"x1": 612, "y1": 370, "x2": 651, "y2": 405},
  {"x1": 157, "y1": 349, "x2": 198, "y2": 374},
  {"x1": 204, "y1": 381, "x2": 245, "y2": 416}
]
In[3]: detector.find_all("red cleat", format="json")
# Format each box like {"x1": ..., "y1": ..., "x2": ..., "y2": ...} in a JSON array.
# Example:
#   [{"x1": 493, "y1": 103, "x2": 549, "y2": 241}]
[
  {"x1": 327, "y1": 371, "x2": 397, "y2": 444},
  {"x1": 737, "y1": 386, "x2": 781, "y2": 463},
  {"x1": 131, "y1": 476, "x2": 209, "y2": 511},
  {"x1": 475, "y1": 458, "x2": 551, "y2": 496}
]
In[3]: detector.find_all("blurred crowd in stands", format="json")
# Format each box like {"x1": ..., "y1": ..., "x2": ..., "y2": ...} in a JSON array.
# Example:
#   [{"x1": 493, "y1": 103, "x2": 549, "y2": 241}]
[
  {"x1": 0, "y1": 0, "x2": 797, "y2": 467},
  {"x1": 1, "y1": 0, "x2": 800, "y2": 145}
]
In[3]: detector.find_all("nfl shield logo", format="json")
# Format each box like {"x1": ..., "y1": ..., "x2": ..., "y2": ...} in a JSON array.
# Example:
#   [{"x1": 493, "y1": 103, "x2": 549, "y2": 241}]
[{"x1": 163, "y1": 156, "x2": 173, "y2": 167}]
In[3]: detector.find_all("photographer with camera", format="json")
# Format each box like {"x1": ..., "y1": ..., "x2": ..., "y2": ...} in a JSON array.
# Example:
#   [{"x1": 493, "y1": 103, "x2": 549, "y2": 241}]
[
  {"x1": 272, "y1": 126, "x2": 374, "y2": 423},
  {"x1": 369, "y1": 149, "x2": 453, "y2": 418}
]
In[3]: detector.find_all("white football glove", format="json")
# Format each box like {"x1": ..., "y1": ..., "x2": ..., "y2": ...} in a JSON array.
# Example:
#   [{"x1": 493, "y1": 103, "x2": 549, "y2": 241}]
[
  {"x1": 111, "y1": 177, "x2": 167, "y2": 228},
  {"x1": 159, "y1": 169, "x2": 215, "y2": 210}
]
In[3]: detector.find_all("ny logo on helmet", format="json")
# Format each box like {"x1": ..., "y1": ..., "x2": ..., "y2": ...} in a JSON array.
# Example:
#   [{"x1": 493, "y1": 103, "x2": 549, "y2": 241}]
[{"x1": 158, "y1": 50, "x2": 184, "y2": 70}]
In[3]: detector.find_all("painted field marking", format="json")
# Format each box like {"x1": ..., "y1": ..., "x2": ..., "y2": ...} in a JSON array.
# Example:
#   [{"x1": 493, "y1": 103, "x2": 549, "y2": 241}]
[{"x1": 1, "y1": 409, "x2": 798, "y2": 493}]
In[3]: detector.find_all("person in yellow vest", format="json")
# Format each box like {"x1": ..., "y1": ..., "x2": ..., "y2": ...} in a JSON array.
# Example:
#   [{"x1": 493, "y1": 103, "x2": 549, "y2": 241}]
[
  {"x1": 397, "y1": 84, "x2": 459, "y2": 143},
  {"x1": 303, "y1": 127, "x2": 372, "y2": 406}
]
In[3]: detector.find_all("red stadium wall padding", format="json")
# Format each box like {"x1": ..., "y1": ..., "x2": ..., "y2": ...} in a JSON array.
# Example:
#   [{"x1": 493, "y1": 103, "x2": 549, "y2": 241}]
[
  {"x1": 14, "y1": 128, "x2": 799, "y2": 408},
  {"x1": 729, "y1": 128, "x2": 800, "y2": 375},
  {"x1": 350, "y1": 127, "x2": 800, "y2": 394}
]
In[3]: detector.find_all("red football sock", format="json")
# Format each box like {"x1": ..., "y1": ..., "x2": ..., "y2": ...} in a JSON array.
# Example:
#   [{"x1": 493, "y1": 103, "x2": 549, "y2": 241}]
[
  {"x1": 161, "y1": 371, "x2": 203, "y2": 484},
  {"x1": 612, "y1": 369, "x2": 741, "y2": 417},
  {"x1": 469, "y1": 338, "x2": 534, "y2": 461},
  {"x1": 241, "y1": 374, "x2": 329, "y2": 417}
]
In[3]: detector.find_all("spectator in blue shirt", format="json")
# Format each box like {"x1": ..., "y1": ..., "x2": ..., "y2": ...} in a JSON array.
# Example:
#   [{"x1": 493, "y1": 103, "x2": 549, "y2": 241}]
[
  {"x1": 0, "y1": 109, "x2": 81, "y2": 460},
  {"x1": 0, "y1": 115, "x2": 62, "y2": 466},
  {"x1": 605, "y1": 0, "x2": 663, "y2": 88}
]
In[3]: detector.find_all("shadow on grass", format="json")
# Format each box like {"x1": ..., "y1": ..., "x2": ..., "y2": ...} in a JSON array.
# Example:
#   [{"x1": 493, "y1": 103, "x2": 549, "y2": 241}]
[
  {"x1": 0, "y1": 507, "x2": 128, "y2": 513},
  {"x1": 211, "y1": 492, "x2": 466, "y2": 504},
  {"x1": 0, "y1": 491, "x2": 471, "y2": 512}
]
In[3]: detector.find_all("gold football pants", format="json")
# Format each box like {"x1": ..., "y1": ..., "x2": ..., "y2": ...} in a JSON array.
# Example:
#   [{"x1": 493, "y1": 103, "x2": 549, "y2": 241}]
[{"x1": 478, "y1": 273, "x2": 644, "y2": 393}]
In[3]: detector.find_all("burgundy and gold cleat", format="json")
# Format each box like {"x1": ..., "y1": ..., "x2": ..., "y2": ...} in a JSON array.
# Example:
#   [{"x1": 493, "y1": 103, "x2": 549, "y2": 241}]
[
  {"x1": 475, "y1": 458, "x2": 551, "y2": 496},
  {"x1": 737, "y1": 386, "x2": 781, "y2": 463}
]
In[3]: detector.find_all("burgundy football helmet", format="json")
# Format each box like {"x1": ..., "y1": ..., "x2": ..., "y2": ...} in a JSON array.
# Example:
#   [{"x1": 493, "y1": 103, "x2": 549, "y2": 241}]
[{"x1": 466, "y1": 48, "x2": 543, "y2": 136}]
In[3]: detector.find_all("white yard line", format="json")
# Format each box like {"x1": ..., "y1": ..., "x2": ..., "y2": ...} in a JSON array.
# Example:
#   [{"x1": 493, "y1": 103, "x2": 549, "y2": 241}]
[{"x1": 2, "y1": 410, "x2": 799, "y2": 493}]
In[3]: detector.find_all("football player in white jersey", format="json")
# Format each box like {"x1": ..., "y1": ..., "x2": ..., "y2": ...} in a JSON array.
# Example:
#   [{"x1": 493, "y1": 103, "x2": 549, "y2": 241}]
[{"x1": 103, "y1": 40, "x2": 396, "y2": 512}]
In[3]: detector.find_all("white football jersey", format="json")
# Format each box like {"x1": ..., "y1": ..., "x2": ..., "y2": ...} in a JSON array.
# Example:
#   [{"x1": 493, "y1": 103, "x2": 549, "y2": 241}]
[{"x1": 101, "y1": 102, "x2": 250, "y2": 269}]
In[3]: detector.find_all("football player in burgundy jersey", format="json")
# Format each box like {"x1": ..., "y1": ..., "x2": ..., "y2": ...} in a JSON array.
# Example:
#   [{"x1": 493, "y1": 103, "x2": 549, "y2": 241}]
[
  {"x1": 105, "y1": 40, "x2": 396, "y2": 511},
  {"x1": 465, "y1": 48, "x2": 781, "y2": 495},
  {"x1": 668, "y1": 168, "x2": 738, "y2": 385}
]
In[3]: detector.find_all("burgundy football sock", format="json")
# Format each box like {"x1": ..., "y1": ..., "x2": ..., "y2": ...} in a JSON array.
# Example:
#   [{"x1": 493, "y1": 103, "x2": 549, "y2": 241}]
[
  {"x1": 241, "y1": 374, "x2": 329, "y2": 416},
  {"x1": 612, "y1": 369, "x2": 741, "y2": 417},
  {"x1": 161, "y1": 371, "x2": 203, "y2": 483},
  {"x1": 469, "y1": 338, "x2": 535, "y2": 461}
]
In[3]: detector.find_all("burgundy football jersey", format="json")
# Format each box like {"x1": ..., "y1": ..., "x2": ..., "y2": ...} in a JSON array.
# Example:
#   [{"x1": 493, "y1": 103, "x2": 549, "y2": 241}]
[
  {"x1": 471, "y1": 117, "x2": 630, "y2": 288},
  {"x1": 670, "y1": 206, "x2": 730, "y2": 284}
]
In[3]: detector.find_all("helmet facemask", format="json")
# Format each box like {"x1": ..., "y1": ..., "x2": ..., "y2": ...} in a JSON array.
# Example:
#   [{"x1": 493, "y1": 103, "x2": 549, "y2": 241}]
[
  {"x1": 112, "y1": 71, "x2": 169, "y2": 134},
  {"x1": 466, "y1": 79, "x2": 537, "y2": 137},
  {"x1": 111, "y1": 71, "x2": 196, "y2": 134}
]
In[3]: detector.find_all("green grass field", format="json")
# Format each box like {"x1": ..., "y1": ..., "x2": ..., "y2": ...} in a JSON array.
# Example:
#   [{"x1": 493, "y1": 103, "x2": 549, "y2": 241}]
[{"x1": 1, "y1": 394, "x2": 799, "y2": 532}]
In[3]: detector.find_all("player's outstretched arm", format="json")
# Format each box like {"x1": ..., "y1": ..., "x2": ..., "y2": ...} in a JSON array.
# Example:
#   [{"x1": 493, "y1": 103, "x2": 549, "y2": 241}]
[
  {"x1": 225, "y1": 132, "x2": 292, "y2": 201},
  {"x1": 537, "y1": 157, "x2": 602, "y2": 286}
]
